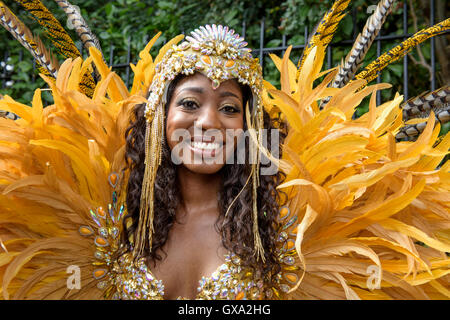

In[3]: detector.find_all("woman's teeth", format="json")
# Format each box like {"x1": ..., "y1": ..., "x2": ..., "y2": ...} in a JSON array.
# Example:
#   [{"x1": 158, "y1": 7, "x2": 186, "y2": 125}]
[{"x1": 191, "y1": 141, "x2": 220, "y2": 150}]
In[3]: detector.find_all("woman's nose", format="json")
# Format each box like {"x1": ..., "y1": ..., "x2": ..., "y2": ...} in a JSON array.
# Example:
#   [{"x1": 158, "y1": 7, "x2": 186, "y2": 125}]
[{"x1": 195, "y1": 105, "x2": 221, "y2": 130}]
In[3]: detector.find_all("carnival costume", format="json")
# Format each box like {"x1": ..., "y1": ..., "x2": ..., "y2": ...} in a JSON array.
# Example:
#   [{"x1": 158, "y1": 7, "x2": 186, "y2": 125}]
[{"x1": 0, "y1": 0, "x2": 449, "y2": 299}]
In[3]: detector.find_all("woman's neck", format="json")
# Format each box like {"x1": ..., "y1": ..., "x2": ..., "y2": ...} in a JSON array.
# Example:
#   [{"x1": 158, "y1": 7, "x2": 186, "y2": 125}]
[{"x1": 176, "y1": 166, "x2": 222, "y2": 219}]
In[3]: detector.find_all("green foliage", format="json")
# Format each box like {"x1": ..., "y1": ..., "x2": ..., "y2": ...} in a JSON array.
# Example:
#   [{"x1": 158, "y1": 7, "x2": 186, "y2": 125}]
[{"x1": 0, "y1": 0, "x2": 445, "y2": 119}]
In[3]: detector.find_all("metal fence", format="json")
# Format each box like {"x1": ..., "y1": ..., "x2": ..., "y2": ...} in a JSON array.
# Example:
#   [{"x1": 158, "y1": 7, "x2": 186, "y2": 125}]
[{"x1": 1, "y1": 0, "x2": 447, "y2": 108}]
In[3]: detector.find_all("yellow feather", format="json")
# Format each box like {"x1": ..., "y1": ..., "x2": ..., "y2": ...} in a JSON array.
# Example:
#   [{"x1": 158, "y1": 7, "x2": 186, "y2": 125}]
[
  {"x1": 289, "y1": 204, "x2": 318, "y2": 293},
  {"x1": 89, "y1": 47, "x2": 127, "y2": 103},
  {"x1": 429, "y1": 280, "x2": 450, "y2": 298},
  {"x1": 380, "y1": 219, "x2": 450, "y2": 253},
  {"x1": 3, "y1": 250, "x2": 54, "y2": 300},
  {"x1": 350, "y1": 237, "x2": 431, "y2": 273},
  {"x1": 326, "y1": 177, "x2": 426, "y2": 239},
  {"x1": 67, "y1": 57, "x2": 83, "y2": 91},
  {"x1": 0, "y1": 252, "x2": 19, "y2": 266},
  {"x1": 29, "y1": 139, "x2": 97, "y2": 201},
  {"x1": 130, "y1": 32, "x2": 162, "y2": 95},
  {"x1": 267, "y1": 89, "x2": 304, "y2": 132},
  {"x1": 0, "y1": 96, "x2": 33, "y2": 123}
]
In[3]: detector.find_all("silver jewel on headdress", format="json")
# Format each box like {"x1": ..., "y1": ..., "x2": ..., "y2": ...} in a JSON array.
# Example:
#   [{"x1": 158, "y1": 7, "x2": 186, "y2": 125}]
[{"x1": 185, "y1": 24, "x2": 251, "y2": 60}]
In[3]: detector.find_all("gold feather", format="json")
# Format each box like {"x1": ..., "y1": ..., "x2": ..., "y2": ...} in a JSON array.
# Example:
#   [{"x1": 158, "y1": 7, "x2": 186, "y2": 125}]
[
  {"x1": 14, "y1": 0, "x2": 80, "y2": 59},
  {"x1": 297, "y1": 0, "x2": 351, "y2": 73},
  {"x1": 355, "y1": 18, "x2": 450, "y2": 84},
  {"x1": 0, "y1": 41, "x2": 168, "y2": 298},
  {"x1": 0, "y1": 48, "x2": 134, "y2": 299},
  {"x1": 0, "y1": 2, "x2": 59, "y2": 78},
  {"x1": 267, "y1": 44, "x2": 450, "y2": 300}
]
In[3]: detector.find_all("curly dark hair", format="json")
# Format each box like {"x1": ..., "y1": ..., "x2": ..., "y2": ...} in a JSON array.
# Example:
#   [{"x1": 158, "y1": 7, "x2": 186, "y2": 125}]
[{"x1": 122, "y1": 73, "x2": 286, "y2": 283}]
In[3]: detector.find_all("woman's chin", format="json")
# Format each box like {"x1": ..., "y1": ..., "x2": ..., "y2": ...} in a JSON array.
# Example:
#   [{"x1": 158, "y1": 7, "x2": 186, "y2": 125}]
[{"x1": 182, "y1": 162, "x2": 225, "y2": 175}]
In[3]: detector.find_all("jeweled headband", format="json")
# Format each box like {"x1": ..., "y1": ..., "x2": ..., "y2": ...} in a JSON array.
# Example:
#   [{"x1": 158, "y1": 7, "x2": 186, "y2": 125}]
[
  {"x1": 135, "y1": 25, "x2": 266, "y2": 263},
  {"x1": 145, "y1": 25, "x2": 263, "y2": 120}
]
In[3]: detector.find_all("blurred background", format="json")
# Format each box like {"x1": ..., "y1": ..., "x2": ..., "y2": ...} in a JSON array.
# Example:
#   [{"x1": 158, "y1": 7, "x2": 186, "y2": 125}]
[{"x1": 0, "y1": 0, "x2": 448, "y2": 121}]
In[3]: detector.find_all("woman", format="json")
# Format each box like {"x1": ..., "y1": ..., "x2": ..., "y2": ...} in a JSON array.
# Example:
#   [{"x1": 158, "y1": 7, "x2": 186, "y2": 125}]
[
  {"x1": 0, "y1": 21, "x2": 449, "y2": 299},
  {"x1": 122, "y1": 70, "x2": 285, "y2": 299},
  {"x1": 112, "y1": 27, "x2": 295, "y2": 300}
]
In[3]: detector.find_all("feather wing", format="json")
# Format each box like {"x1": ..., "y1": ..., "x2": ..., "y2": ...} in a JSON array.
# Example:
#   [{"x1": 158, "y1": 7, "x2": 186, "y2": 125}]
[
  {"x1": 266, "y1": 42, "x2": 450, "y2": 300},
  {"x1": 0, "y1": 35, "x2": 170, "y2": 299}
]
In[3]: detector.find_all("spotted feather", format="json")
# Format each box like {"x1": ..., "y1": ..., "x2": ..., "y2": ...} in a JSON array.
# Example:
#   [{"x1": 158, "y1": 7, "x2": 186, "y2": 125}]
[
  {"x1": 355, "y1": 18, "x2": 450, "y2": 84},
  {"x1": 297, "y1": 0, "x2": 351, "y2": 74}
]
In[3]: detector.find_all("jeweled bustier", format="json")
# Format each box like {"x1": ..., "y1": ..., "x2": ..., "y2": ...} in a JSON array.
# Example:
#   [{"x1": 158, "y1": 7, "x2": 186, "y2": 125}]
[
  {"x1": 109, "y1": 251, "x2": 266, "y2": 300},
  {"x1": 78, "y1": 175, "x2": 301, "y2": 300}
]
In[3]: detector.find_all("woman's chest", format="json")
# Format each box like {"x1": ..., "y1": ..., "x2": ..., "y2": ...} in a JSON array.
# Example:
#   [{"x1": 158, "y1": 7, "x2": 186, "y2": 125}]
[
  {"x1": 112, "y1": 251, "x2": 266, "y2": 300},
  {"x1": 110, "y1": 217, "x2": 267, "y2": 299},
  {"x1": 150, "y1": 236, "x2": 229, "y2": 299}
]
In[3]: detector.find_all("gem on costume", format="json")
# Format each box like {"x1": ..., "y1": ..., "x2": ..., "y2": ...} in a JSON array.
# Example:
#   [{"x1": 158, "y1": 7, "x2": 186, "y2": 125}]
[
  {"x1": 94, "y1": 236, "x2": 109, "y2": 247},
  {"x1": 99, "y1": 227, "x2": 108, "y2": 238},
  {"x1": 78, "y1": 226, "x2": 94, "y2": 236},
  {"x1": 284, "y1": 272, "x2": 299, "y2": 284},
  {"x1": 278, "y1": 206, "x2": 290, "y2": 220},
  {"x1": 96, "y1": 206, "x2": 106, "y2": 219},
  {"x1": 108, "y1": 172, "x2": 118, "y2": 188},
  {"x1": 93, "y1": 268, "x2": 107, "y2": 279},
  {"x1": 90, "y1": 209, "x2": 101, "y2": 227}
]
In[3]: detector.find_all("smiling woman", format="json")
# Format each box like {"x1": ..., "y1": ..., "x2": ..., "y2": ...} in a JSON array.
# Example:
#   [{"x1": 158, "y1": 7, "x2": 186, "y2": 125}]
[
  {"x1": 0, "y1": 0, "x2": 449, "y2": 301},
  {"x1": 122, "y1": 65, "x2": 286, "y2": 299}
]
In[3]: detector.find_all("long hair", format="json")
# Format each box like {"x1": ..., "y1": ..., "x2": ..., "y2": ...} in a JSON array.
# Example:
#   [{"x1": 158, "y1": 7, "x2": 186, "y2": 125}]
[{"x1": 122, "y1": 73, "x2": 286, "y2": 283}]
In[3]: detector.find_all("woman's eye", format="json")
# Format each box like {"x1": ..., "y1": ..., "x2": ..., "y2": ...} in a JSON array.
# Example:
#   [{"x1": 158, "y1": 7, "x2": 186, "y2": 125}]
[
  {"x1": 221, "y1": 105, "x2": 240, "y2": 113},
  {"x1": 179, "y1": 99, "x2": 198, "y2": 109}
]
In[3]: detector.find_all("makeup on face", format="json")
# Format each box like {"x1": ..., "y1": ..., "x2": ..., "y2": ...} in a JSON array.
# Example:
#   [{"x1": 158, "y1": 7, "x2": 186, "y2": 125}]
[{"x1": 165, "y1": 73, "x2": 245, "y2": 174}]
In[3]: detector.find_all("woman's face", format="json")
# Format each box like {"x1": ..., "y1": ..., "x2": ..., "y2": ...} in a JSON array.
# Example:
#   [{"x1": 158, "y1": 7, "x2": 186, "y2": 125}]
[{"x1": 166, "y1": 72, "x2": 245, "y2": 174}]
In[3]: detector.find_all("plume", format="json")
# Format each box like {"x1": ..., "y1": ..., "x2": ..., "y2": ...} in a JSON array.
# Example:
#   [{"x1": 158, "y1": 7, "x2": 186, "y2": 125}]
[
  {"x1": 297, "y1": 0, "x2": 351, "y2": 73},
  {"x1": 396, "y1": 86, "x2": 450, "y2": 141},
  {"x1": 355, "y1": 18, "x2": 450, "y2": 84},
  {"x1": 54, "y1": 0, "x2": 102, "y2": 54},
  {"x1": 14, "y1": 0, "x2": 80, "y2": 59},
  {"x1": 331, "y1": 0, "x2": 395, "y2": 89},
  {"x1": 0, "y1": 2, "x2": 59, "y2": 78}
]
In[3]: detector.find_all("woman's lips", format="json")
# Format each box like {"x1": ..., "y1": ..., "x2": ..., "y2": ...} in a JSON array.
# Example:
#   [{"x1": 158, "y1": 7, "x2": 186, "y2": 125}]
[{"x1": 188, "y1": 140, "x2": 223, "y2": 159}]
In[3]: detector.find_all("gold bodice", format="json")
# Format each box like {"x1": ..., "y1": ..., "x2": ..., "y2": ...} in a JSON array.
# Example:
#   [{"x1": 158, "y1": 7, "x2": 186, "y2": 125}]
[
  {"x1": 109, "y1": 252, "x2": 266, "y2": 300},
  {"x1": 80, "y1": 198, "x2": 300, "y2": 300}
]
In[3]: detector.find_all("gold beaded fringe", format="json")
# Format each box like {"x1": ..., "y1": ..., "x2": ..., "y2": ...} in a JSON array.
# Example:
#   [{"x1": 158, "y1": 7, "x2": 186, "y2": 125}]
[
  {"x1": 133, "y1": 104, "x2": 164, "y2": 259},
  {"x1": 246, "y1": 102, "x2": 265, "y2": 263},
  {"x1": 253, "y1": 103, "x2": 265, "y2": 263}
]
